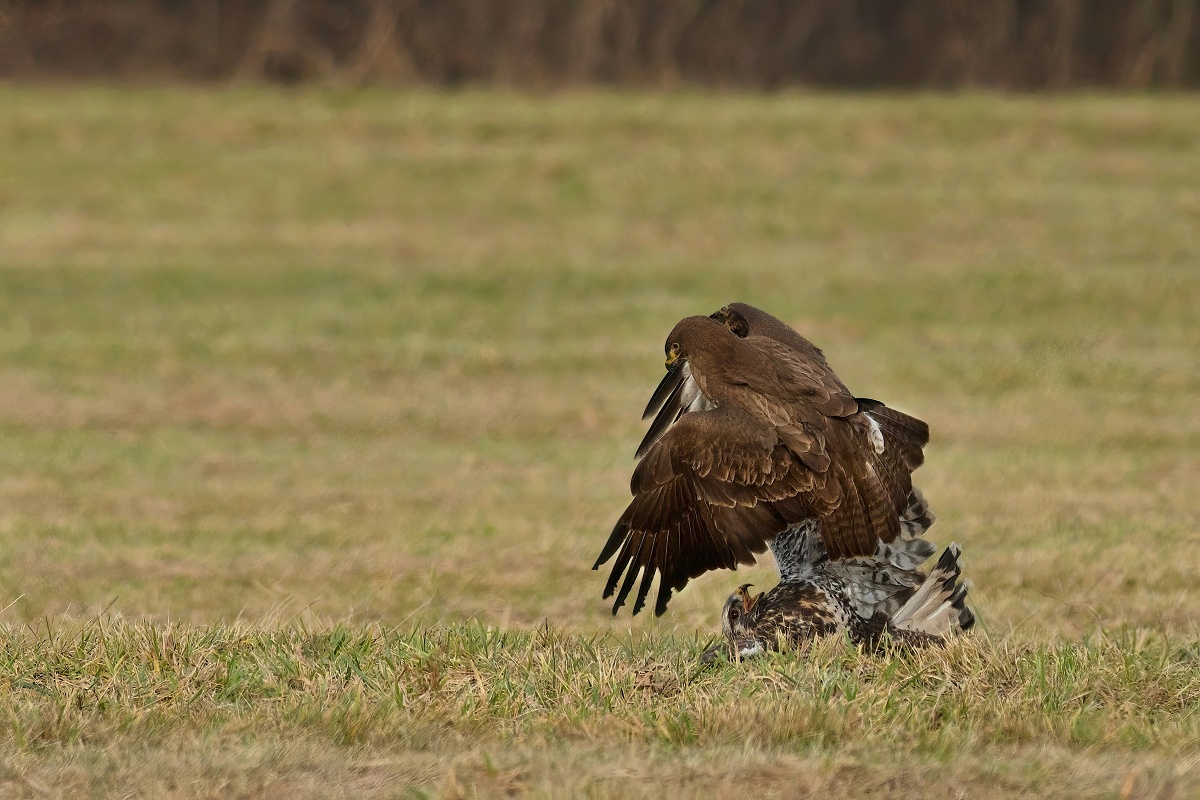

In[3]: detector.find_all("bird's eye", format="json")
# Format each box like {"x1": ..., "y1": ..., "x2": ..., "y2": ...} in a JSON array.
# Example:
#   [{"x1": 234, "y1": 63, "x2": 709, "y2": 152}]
[
  {"x1": 669, "y1": 343, "x2": 680, "y2": 354},
  {"x1": 729, "y1": 609, "x2": 740, "y2": 622}
]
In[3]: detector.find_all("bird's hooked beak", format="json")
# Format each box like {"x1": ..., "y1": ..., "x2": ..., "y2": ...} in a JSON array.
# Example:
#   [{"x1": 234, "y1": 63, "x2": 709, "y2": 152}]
[
  {"x1": 664, "y1": 349, "x2": 678, "y2": 368},
  {"x1": 736, "y1": 583, "x2": 759, "y2": 614}
]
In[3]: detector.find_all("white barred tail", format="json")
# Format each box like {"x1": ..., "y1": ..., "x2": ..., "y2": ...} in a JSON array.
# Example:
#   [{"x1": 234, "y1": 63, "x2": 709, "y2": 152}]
[{"x1": 890, "y1": 543, "x2": 975, "y2": 635}]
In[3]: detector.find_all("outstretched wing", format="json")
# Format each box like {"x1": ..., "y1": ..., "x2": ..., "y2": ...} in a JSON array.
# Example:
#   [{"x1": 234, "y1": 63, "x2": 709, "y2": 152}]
[{"x1": 594, "y1": 408, "x2": 841, "y2": 616}]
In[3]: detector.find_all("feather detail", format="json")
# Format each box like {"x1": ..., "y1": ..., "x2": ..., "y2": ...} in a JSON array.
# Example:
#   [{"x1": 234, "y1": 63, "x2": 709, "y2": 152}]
[{"x1": 889, "y1": 543, "x2": 975, "y2": 635}]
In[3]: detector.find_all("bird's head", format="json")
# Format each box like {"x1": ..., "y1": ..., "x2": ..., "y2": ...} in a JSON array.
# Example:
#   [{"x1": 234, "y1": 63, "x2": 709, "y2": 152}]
[
  {"x1": 711, "y1": 302, "x2": 808, "y2": 343},
  {"x1": 662, "y1": 315, "x2": 739, "y2": 371},
  {"x1": 720, "y1": 583, "x2": 760, "y2": 638},
  {"x1": 709, "y1": 304, "x2": 751, "y2": 338},
  {"x1": 719, "y1": 584, "x2": 764, "y2": 660}
]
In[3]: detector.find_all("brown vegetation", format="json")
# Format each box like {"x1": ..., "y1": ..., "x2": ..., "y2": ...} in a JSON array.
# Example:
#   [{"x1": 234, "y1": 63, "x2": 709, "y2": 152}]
[{"x1": 1, "y1": 0, "x2": 1198, "y2": 88}]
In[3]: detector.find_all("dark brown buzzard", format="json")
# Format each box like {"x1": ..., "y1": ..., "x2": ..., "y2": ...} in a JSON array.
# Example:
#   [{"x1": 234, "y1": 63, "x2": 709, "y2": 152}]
[{"x1": 593, "y1": 304, "x2": 933, "y2": 616}]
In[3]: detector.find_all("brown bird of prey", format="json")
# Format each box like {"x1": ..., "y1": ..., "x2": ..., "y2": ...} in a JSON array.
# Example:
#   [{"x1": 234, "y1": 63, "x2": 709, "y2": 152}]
[
  {"x1": 705, "y1": 541, "x2": 975, "y2": 663},
  {"x1": 594, "y1": 304, "x2": 936, "y2": 617}
]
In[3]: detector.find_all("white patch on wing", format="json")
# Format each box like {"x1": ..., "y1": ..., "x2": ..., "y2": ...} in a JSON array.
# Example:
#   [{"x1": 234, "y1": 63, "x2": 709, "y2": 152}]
[
  {"x1": 866, "y1": 414, "x2": 885, "y2": 454},
  {"x1": 638, "y1": 362, "x2": 717, "y2": 456},
  {"x1": 738, "y1": 642, "x2": 763, "y2": 657},
  {"x1": 679, "y1": 362, "x2": 716, "y2": 413}
]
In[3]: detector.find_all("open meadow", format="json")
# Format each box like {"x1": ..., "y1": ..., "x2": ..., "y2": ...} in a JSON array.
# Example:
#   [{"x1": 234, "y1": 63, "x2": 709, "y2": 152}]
[{"x1": 0, "y1": 87, "x2": 1198, "y2": 798}]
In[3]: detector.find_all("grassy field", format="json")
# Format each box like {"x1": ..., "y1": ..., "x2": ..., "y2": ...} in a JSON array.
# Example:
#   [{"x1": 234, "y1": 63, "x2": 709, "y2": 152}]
[{"x1": 0, "y1": 87, "x2": 1197, "y2": 798}]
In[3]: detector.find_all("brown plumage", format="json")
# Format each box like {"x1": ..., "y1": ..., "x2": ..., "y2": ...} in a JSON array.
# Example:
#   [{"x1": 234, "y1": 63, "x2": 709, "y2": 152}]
[
  {"x1": 594, "y1": 308, "x2": 931, "y2": 616},
  {"x1": 712, "y1": 303, "x2": 930, "y2": 504}
]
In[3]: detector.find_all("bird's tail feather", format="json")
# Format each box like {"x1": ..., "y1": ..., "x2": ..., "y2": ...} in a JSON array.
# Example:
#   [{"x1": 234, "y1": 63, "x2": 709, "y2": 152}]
[
  {"x1": 820, "y1": 488, "x2": 938, "y2": 620},
  {"x1": 896, "y1": 487, "x2": 935, "y2": 541},
  {"x1": 889, "y1": 543, "x2": 975, "y2": 635}
]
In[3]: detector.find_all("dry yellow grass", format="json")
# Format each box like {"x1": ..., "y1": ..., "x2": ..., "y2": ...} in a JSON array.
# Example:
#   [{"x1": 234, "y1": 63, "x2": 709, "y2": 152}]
[{"x1": 0, "y1": 87, "x2": 1197, "y2": 797}]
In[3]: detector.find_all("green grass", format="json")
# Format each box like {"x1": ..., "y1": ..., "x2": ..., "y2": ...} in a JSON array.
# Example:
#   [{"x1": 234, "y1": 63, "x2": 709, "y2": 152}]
[
  {"x1": 0, "y1": 86, "x2": 1198, "y2": 797},
  {"x1": 3, "y1": 620, "x2": 1198, "y2": 798}
]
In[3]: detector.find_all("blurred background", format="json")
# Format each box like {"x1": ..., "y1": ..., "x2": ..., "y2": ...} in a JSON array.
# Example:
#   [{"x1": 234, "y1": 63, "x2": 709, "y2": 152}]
[
  {"x1": 2, "y1": 0, "x2": 1199, "y2": 88},
  {"x1": 0, "y1": 1, "x2": 1197, "y2": 640}
]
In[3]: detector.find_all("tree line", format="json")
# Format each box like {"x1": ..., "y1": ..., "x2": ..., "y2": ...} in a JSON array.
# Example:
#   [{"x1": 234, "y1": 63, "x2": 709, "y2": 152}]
[{"x1": 1, "y1": 0, "x2": 1196, "y2": 89}]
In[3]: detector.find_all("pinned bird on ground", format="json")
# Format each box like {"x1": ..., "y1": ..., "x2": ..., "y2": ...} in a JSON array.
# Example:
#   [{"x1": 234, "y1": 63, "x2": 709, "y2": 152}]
[
  {"x1": 704, "y1": 541, "x2": 975, "y2": 663},
  {"x1": 593, "y1": 303, "x2": 937, "y2": 617}
]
